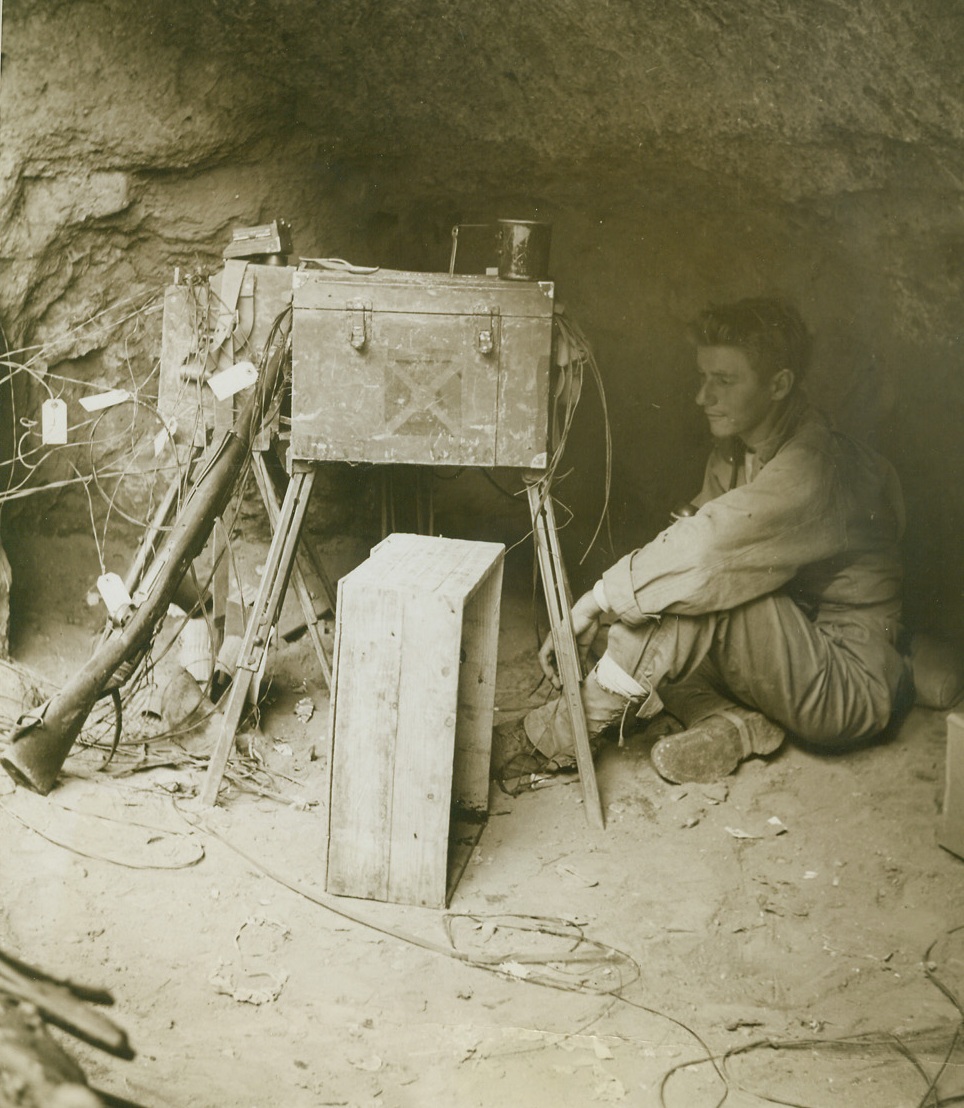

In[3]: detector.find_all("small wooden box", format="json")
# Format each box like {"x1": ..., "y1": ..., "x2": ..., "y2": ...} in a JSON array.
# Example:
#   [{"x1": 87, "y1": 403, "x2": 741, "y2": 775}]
[
  {"x1": 290, "y1": 268, "x2": 554, "y2": 468},
  {"x1": 939, "y1": 712, "x2": 964, "y2": 858},
  {"x1": 325, "y1": 533, "x2": 504, "y2": 907},
  {"x1": 223, "y1": 219, "x2": 292, "y2": 259}
]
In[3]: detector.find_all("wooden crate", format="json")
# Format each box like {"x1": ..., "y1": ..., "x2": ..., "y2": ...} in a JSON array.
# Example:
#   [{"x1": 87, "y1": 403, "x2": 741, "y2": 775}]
[
  {"x1": 940, "y1": 712, "x2": 964, "y2": 859},
  {"x1": 290, "y1": 268, "x2": 554, "y2": 469},
  {"x1": 325, "y1": 533, "x2": 504, "y2": 907}
]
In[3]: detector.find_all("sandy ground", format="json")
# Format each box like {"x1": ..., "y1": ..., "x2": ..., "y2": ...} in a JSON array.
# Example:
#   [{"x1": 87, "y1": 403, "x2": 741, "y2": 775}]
[{"x1": 2, "y1": 521, "x2": 964, "y2": 1108}]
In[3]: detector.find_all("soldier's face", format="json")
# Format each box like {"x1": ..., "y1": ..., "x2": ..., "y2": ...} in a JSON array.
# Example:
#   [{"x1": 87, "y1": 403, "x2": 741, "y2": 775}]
[{"x1": 695, "y1": 345, "x2": 783, "y2": 448}]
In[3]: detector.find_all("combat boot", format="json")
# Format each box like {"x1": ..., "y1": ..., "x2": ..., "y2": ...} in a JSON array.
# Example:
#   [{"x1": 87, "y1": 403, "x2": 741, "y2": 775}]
[
  {"x1": 650, "y1": 706, "x2": 784, "y2": 784},
  {"x1": 491, "y1": 668, "x2": 653, "y2": 794}
]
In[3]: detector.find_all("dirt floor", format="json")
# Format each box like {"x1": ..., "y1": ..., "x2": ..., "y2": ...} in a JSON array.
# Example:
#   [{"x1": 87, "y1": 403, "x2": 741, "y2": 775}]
[{"x1": 2, "y1": 518, "x2": 964, "y2": 1108}]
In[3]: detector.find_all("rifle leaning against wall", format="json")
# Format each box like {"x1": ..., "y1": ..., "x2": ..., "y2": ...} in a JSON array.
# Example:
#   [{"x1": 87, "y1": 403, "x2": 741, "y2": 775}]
[{"x1": 1, "y1": 313, "x2": 292, "y2": 796}]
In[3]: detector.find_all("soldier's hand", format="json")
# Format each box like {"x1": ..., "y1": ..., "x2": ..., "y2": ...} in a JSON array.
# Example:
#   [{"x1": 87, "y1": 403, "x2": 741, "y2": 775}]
[
  {"x1": 537, "y1": 633, "x2": 561, "y2": 689},
  {"x1": 537, "y1": 591, "x2": 603, "y2": 689}
]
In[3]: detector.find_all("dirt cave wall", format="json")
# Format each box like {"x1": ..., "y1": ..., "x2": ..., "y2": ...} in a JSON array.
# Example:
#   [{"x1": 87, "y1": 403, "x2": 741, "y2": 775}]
[{"x1": 1, "y1": 0, "x2": 962, "y2": 640}]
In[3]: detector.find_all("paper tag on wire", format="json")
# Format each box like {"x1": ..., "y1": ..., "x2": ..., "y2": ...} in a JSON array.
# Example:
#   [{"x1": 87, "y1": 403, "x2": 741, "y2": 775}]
[
  {"x1": 79, "y1": 388, "x2": 131, "y2": 412},
  {"x1": 41, "y1": 398, "x2": 68, "y2": 444},
  {"x1": 96, "y1": 572, "x2": 133, "y2": 620},
  {"x1": 207, "y1": 361, "x2": 258, "y2": 401}
]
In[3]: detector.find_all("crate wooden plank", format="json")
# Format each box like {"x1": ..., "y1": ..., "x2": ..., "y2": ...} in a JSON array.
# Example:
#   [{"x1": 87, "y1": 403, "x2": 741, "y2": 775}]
[
  {"x1": 355, "y1": 533, "x2": 503, "y2": 600},
  {"x1": 388, "y1": 591, "x2": 462, "y2": 906},
  {"x1": 452, "y1": 560, "x2": 503, "y2": 813},
  {"x1": 325, "y1": 582, "x2": 403, "y2": 900},
  {"x1": 223, "y1": 263, "x2": 296, "y2": 365}
]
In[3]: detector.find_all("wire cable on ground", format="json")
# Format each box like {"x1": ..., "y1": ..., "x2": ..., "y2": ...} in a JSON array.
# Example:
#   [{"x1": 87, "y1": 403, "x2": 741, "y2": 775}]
[
  {"x1": 175, "y1": 802, "x2": 640, "y2": 990},
  {"x1": 169, "y1": 795, "x2": 964, "y2": 1108}
]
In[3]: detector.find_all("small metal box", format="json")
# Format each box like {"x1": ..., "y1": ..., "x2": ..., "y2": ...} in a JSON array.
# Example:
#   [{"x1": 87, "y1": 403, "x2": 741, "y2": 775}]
[
  {"x1": 290, "y1": 269, "x2": 554, "y2": 468},
  {"x1": 223, "y1": 219, "x2": 293, "y2": 259}
]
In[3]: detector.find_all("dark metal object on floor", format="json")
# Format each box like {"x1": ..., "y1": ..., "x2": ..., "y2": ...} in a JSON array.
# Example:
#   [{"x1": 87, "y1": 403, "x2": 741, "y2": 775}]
[
  {"x1": 0, "y1": 946, "x2": 133, "y2": 1060},
  {"x1": 0, "y1": 944, "x2": 145, "y2": 1107}
]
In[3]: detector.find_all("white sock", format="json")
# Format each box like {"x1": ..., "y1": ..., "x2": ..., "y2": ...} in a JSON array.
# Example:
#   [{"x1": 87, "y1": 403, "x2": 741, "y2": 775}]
[{"x1": 594, "y1": 653, "x2": 649, "y2": 699}]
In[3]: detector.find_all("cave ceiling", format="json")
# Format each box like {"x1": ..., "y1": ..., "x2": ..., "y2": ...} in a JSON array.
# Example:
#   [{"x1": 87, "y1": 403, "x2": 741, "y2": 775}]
[
  {"x1": 5, "y1": 0, "x2": 964, "y2": 213},
  {"x1": 131, "y1": 0, "x2": 964, "y2": 209}
]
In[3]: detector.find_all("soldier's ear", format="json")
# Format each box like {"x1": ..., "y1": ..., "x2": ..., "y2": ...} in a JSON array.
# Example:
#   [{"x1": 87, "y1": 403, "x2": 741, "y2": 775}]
[{"x1": 770, "y1": 368, "x2": 794, "y2": 401}]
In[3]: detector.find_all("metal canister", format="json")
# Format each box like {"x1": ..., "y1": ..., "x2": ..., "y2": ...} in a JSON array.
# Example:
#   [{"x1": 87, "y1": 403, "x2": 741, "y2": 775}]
[{"x1": 497, "y1": 220, "x2": 552, "y2": 281}]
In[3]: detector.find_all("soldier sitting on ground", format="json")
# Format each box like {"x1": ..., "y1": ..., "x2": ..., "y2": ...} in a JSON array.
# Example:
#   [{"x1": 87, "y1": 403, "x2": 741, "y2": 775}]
[{"x1": 493, "y1": 297, "x2": 912, "y2": 791}]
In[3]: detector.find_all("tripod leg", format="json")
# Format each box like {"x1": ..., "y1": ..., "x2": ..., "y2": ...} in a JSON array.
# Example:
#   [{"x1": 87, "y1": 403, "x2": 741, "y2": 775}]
[
  {"x1": 297, "y1": 540, "x2": 337, "y2": 617},
  {"x1": 200, "y1": 467, "x2": 317, "y2": 806},
  {"x1": 255, "y1": 451, "x2": 337, "y2": 612},
  {"x1": 527, "y1": 480, "x2": 605, "y2": 829},
  {"x1": 252, "y1": 454, "x2": 332, "y2": 687},
  {"x1": 210, "y1": 392, "x2": 238, "y2": 660}
]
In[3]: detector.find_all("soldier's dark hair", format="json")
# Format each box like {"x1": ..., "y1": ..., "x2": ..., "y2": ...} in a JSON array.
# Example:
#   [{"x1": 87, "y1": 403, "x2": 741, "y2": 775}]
[{"x1": 690, "y1": 298, "x2": 812, "y2": 383}]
